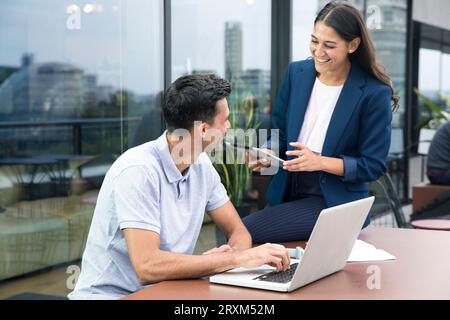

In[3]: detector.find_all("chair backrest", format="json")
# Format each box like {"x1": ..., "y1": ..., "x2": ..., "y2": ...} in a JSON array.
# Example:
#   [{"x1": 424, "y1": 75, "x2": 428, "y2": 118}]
[
  {"x1": 418, "y1": 128, "x2": 436, "y2": 155},
  {"x1": 369, "y1": 173, "x2": 408, "y2": 228}
]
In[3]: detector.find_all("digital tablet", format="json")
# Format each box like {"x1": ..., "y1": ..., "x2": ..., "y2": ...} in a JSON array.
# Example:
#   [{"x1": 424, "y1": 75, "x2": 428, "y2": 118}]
[{"x1": 224, "y1": 141, "x2": 285, "y2": 166}]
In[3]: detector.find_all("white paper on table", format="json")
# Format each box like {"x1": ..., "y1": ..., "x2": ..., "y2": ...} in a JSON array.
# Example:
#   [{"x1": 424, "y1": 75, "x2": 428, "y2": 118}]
[{"x1": 347, "y1": 240, "x2": 396, "y2": 262}]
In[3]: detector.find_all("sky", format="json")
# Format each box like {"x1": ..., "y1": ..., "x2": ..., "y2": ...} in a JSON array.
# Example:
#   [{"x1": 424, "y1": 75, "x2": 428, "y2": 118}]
[
  {"x1": 0, "y1": 0, "x2": 271, "y2": 96},
  {"x1": 0, "y1": 0, "x2": 448, "y2": 96},
  {"x1": 418, "y1": 48, "x2": 450, "y2": 92},
  {"x1": 0, "y1": 0, "x2": 163, "y2": 95},
  {"x1": 171, "y1": 0, "x2": 271, "y2": 80},
  {"x1": 292, "y1": 0, "x2": 319, "y2": 61}
]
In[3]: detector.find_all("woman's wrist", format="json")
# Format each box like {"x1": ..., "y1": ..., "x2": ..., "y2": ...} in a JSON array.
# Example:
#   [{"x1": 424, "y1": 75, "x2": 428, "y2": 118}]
[
  {"x1": 319, "y1": 155, "x2": 328, "y2": 172},
  {"x1": 319, "y1": 156, "x2": 344, "y2": 176}
]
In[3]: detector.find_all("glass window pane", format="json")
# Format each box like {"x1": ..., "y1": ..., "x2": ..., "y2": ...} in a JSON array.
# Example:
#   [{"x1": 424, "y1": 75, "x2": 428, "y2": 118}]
[
  {"x1": 441, "y1": 53, "x2": 450, "y2": 97},
  {"x1": 172, "y1": 0, "x2": 272, "y2": 132},
  {"x1": 367, "y1": 0, "x2": 407, "y2": 130},
  {"x1": 418, "y1": 48, "x2": 449, "y2": 129},
  {"x1": 418, "y1": 48, "x2": 442, "y2": 123},
  {"x1": 292, "y1": 0, "x2": 319, "y2": 61},
  {"x1": 418, "y1": 48, "x2": 441, "y2": 93},
  {"x1": 0, "y1": 0, "x2": 163, "y2": 285}
]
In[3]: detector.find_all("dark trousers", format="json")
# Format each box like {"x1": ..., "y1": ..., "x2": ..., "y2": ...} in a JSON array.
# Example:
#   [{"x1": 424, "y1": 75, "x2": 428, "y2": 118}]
[
  {"x1": 242, "y1": 171, "x2": 326, "y2": 243},
  {"x1": 428, "y1": 168, "x2": 450, "y2": 185},
  {"x1": 242, "y1": 196, "x2": 326, "y2": 243}
]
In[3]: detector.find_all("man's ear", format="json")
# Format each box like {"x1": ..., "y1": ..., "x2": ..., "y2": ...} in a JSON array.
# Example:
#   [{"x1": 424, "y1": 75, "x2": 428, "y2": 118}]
[
  {"x1": 349, "y1": 37, "x2": 361, "y2": 53},
  {"x1": 198, "y1": 122, "x2": 208, "y2": 138}
]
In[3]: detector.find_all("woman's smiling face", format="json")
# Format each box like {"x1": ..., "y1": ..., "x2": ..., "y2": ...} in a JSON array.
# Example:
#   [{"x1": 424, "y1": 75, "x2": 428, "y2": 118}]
[{"x1": 310, "y1": 21, "x2": 356, "y2": 75}]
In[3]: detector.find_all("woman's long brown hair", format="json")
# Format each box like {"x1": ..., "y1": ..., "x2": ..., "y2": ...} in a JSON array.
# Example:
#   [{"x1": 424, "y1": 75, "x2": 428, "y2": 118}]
[{"x1": 315, "y1": 1, "x2": 399, "y2": 111}]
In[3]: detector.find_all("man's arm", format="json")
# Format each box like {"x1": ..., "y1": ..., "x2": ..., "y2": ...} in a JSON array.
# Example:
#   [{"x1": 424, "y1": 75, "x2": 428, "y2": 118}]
[
  {"x1": 123, "y1": 228, "x2": 290, "y2": 285},
  {"x1": 208, "y1": 200, "x2": 252, "y2": 251}
]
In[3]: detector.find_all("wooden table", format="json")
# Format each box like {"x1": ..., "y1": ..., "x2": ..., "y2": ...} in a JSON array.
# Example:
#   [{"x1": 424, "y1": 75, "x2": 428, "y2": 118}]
[{"x1": 124, "y1": 227, "x2": 450, "y2": 300}]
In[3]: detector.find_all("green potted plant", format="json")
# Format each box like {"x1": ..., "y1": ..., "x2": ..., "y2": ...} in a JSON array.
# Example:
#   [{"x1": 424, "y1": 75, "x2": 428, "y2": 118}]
[
  {"x1": 414, "y1": 88, "x2": 450, "y2": 129},
  {"x1": 413, "y1": 89, "x2": 450, "y2": 178},
  {"x1": 211, "y1": 86, "x2": 261, "y2": 217},
  {"x1": 209, "y1": 84, "x2": 263, "y2": 246}
]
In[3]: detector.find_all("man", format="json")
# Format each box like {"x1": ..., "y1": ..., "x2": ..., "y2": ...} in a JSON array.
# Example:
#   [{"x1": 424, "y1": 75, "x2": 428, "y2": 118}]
[
  {"x1": 68, "y1": 74, "x2": 290, "y2": 299},
  {"x1": 427, "y1": 120, "x2": 450, "y2": 185}
]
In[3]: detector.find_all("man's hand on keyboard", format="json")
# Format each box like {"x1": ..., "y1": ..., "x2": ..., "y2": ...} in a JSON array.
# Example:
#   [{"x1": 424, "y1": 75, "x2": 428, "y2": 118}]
[{"x1": 234, "y1": 243, "x2": 290, "y2": 272}]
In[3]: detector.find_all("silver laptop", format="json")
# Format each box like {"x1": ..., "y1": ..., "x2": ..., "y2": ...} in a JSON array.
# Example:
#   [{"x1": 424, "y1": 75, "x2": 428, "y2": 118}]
[{"x1": 209, "y1": 196, "x2": 375, "y2": 292}]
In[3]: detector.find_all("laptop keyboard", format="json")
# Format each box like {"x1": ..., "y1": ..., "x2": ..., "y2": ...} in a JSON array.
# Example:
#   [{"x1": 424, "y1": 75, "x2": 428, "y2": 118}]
[{"x1": 253, "y1": 263, "x2": 299, "y2": 283}]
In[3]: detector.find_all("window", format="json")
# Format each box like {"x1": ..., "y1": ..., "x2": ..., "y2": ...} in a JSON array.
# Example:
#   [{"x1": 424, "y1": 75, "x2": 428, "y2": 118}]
[
  {"x1": 367, "y1": 0, "x2": 407, "y2": 130},
  {"x1": 171, "y1": 0, "x2": 272, "y2": 131},
  {"x1": 418, "y1": 48, "x2": 441, "y2": 97},
  {"x1": 416, "y1": 23, "x2": 450, "y2": 131},
  {"x1": 292, "y1": 0, "x2": 319, "y2": 62},
  {"x1": 418, "y1": 47, "x2": 450, "y2": 128},
  {"x1": 442, "y1": 53, "x2": 450, "y2": 97},
  {"x1": 0, "y1": 0, "x2": 163, "y2": 282}
]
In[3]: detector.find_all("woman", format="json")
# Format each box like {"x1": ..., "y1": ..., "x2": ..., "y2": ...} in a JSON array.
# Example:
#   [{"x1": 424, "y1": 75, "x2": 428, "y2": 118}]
[{"x1": 242, "y1": 1, "x2": 398, "y2": 243}]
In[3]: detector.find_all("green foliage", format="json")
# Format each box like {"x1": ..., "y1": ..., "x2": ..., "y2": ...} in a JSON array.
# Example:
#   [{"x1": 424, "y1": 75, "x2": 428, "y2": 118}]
[
  {"x1": 211, "y1": 82, "x2": 261, "y2": 207},
  {"x1": 414, "y1": 88, "x2": 450, "y2": 129}
]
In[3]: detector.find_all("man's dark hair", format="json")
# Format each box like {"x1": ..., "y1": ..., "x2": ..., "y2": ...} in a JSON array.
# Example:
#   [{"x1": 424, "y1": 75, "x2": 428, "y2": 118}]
[{"x1": 163, "y1": 74, "x2": 231, "y2": 131}]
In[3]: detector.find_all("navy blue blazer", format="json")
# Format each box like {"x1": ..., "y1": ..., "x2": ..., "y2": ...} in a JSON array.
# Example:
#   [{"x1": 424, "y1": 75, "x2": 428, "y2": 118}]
[{"x1": 265, "y1": 59, "x2": 393, "y2": 227}]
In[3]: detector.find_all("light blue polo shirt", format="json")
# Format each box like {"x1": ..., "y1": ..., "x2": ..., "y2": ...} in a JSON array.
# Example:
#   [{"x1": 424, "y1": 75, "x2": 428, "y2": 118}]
[{"x1": 68, "y1": 132, "x2": 229, "y2": 300}]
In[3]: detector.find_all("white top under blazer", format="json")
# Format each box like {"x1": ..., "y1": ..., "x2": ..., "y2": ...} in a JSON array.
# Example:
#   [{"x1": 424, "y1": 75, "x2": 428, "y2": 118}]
[{"x1": 297, "y1": 77, "x2": 344, "y2": 154}]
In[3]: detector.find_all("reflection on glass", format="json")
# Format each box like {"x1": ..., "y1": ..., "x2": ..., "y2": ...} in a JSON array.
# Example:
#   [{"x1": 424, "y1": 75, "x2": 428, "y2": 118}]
[
  {"x1": 418, "y1": 48, "x2": 442, "y2": 126},
  {"x1": 0, "y1": 0, "x2": 163, "y2": 284},
  {"x1": 442, "y1": 53, "x2": 450, "y2": 96},
  {"x1": 418, "y1": 47, "x2": 450, "y2": 132},
  {"x1": 292, "y1": 0, "x2": 318, "y2": 61},
  {"x1": 367, "y1": 0, "x2": 407, "y2": 130},
  {"x1": 172, "y1": 0, "x2": 272, "y2": 131}
]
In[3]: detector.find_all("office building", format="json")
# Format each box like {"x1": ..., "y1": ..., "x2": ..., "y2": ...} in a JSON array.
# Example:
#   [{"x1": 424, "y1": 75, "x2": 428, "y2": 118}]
[{"x1": 225, "y1": 21, "x2": 243, "y2": 81}]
